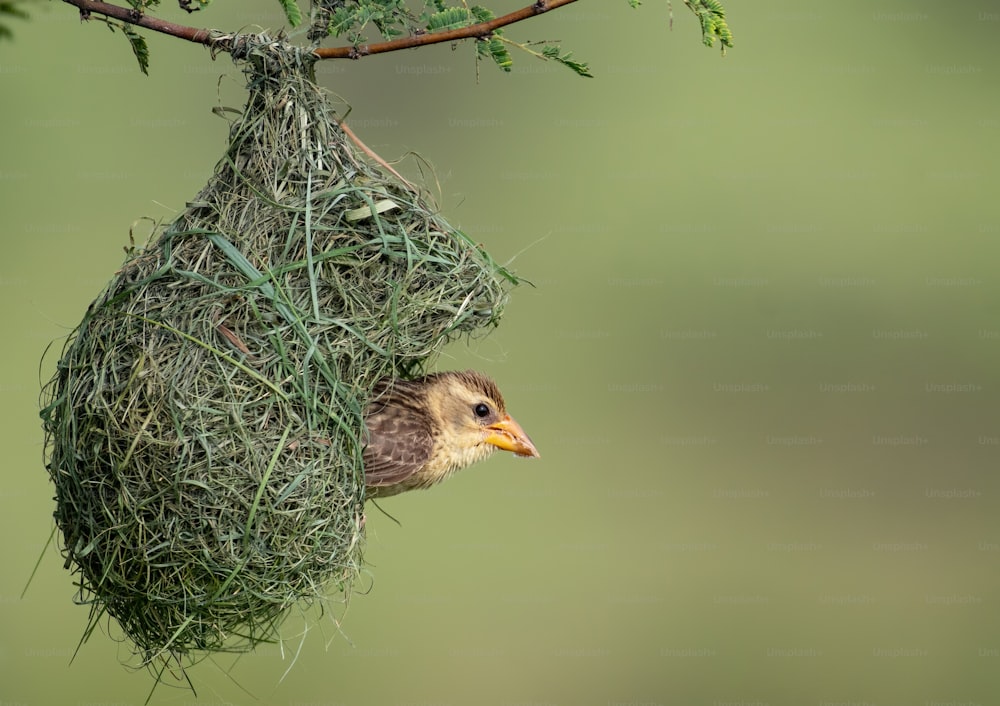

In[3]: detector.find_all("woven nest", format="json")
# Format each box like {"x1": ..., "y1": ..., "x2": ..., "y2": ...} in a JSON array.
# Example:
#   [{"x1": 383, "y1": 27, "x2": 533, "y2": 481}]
[{"x1": 40, "y1": 36, "x2": 513, "y2": 665}]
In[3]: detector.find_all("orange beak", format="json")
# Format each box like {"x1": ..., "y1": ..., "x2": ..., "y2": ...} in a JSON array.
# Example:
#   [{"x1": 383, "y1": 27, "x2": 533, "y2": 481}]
[{"x1": 485, "y1": 414, "x2": 540, "y2": 458}]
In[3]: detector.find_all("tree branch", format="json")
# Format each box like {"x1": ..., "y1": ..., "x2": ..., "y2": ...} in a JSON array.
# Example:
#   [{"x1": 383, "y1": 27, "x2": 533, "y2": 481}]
[
  {"x1": 314, "y1": 0, "x2": 579, "y2": 59},
  {"x1": 63, "y1": 0, "x2": 212, "y2": 44},
  {"x1": 60, "y1": 0, "x2": 580, "y2": 60}
]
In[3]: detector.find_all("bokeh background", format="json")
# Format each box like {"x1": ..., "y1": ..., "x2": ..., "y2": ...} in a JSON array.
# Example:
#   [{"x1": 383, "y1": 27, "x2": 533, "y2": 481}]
[{"x1": 3, "y1": 1, "x2": 999, "y2": 704}]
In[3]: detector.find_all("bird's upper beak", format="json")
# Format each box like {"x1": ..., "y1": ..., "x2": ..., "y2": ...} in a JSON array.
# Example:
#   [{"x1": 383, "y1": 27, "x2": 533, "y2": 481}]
[{"x1": 484, "y1": 414, "x2": 540, "y2": 458}]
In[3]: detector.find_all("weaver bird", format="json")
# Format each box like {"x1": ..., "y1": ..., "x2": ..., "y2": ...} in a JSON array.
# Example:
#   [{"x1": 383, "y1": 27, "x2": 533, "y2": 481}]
[{"x1": 363, "y1": 370, "x2": 539, "y2": 498}]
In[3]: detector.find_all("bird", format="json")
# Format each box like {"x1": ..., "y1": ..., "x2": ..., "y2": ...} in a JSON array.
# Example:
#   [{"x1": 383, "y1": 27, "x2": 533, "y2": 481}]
[{"x1": 363, "y1": 370, "x2": 539, "y2": 498}]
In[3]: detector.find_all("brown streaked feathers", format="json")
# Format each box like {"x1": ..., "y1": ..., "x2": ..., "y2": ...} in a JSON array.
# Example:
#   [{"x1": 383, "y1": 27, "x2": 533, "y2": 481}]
[{"x1": 362, "y1": 378, "x2": 440, "y2": 489}]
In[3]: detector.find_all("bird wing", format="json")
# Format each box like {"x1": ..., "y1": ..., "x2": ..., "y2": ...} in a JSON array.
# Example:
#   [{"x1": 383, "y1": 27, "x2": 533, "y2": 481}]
[{"x1": 362, "y1": 401, "x2": 434, "y2": 489}]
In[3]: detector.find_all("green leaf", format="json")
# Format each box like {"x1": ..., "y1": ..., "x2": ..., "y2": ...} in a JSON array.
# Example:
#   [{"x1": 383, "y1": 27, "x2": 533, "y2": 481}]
[
  {"x1": 465, "y1": 6, "x2": 512, "y2": 73},
  {"x1": 0, "y1": 0, "x2": 33, "y2": 40},
  {"x1": 121, "y1": 25, "x2": 150, "y2": 75},
  {"x1": 469, "y1": 5, "x2": 494, "y2": 23},
  {"x1": 541, "y1": 46, "x2": 592, "y2": 78},
  {"x1": 0, "y1": 2, "x2": 30, "y2": 21},
  {"x1": 321, "y1": 0, "x2": 413, "y2": 41},
  {"x1": 278, "y1": 0, "x2": 302, "y2": 27},
  {"x1": 477, "y1": 35, "x2": 511, "y2": 72},
  {"x1": 425, "y1": 6, "x2": 472, "y2": 32},
  {"x1": 683, "y1": 0, "x2": 734, "y2": 54}
]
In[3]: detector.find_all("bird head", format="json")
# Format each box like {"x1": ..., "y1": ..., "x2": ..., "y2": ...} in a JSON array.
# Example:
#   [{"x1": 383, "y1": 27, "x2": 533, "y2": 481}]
[
  {"x1": 363, "y1": 370, "x2": 539, "y2": 497},
  {"x1": 424, "y1": 371, "x2": 540, "y2": 469}
]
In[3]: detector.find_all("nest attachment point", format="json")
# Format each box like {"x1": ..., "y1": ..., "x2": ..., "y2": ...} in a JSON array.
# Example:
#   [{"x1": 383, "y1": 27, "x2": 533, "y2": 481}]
[{"x1": 40, "y1": 36, "x2": 514, "y2": 666}]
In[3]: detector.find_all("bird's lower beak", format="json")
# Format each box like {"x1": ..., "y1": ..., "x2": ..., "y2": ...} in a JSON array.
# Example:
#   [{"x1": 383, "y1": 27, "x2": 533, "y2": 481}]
[{"x1": 485, "y1": 415, "x2": 540, "y2": 458}]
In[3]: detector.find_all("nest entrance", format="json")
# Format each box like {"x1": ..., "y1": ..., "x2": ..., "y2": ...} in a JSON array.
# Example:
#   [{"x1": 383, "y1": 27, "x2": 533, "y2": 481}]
[{"x1": 41, "y1": 36, "x2": 512, "y2": 665}]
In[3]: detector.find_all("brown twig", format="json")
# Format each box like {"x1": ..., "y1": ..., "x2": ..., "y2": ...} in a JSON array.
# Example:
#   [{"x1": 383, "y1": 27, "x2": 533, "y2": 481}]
[
  {"x1": 337, "y1": 119, "x2": 417, "y2": 193},
  {"x1": 60, "y1": 0, "x2": 579, "y2": 59},
  {"x1": 63, "y1": 0, "x2": 212, "y2": 44}
]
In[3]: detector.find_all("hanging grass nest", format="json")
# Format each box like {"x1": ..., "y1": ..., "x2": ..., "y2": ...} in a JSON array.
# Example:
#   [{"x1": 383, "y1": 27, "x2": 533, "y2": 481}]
[{"x1": 40, "y1": 35, "x2": 514, "y2": 665}]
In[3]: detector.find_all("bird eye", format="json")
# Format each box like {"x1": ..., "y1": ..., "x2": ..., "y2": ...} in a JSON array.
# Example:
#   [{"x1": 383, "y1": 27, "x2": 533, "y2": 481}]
[{"x1": 474, "y1": 403, "x2": 491, "y2": 419}]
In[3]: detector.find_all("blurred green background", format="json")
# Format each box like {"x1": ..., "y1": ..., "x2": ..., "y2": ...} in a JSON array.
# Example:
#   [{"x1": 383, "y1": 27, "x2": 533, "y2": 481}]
[{"x1": 3, "y1": 1, "x2": 999, "y2": 704}]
